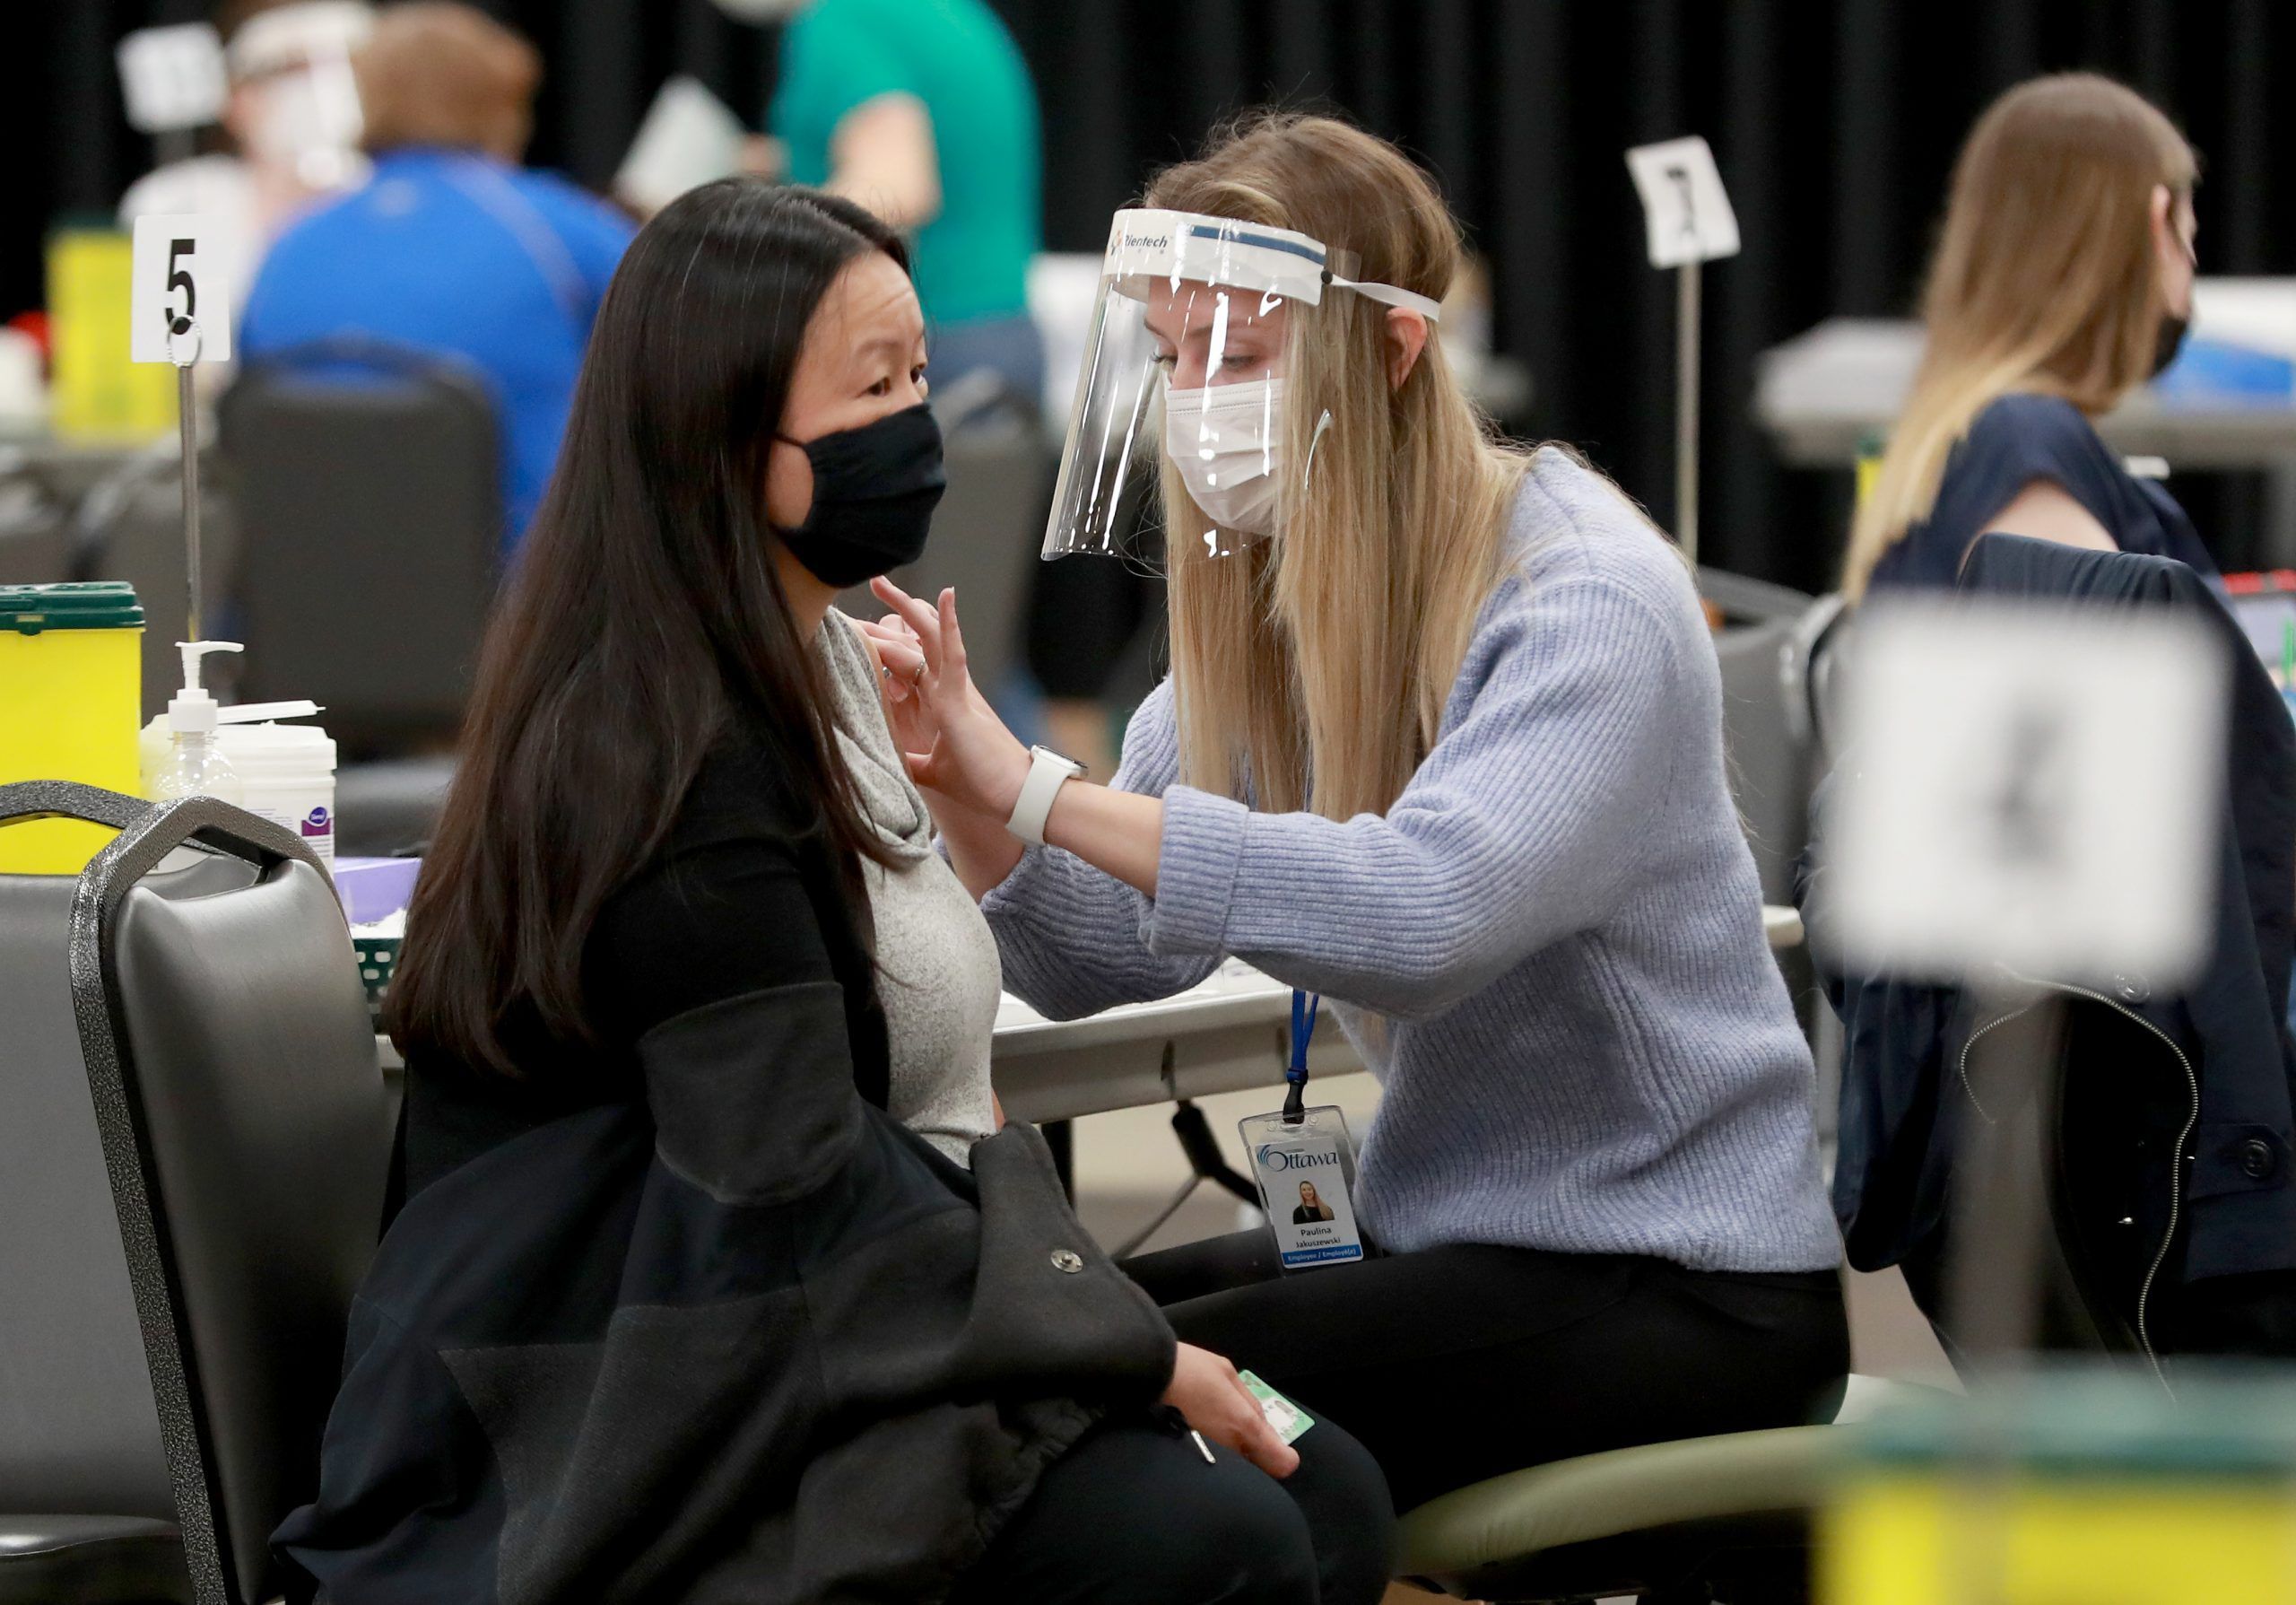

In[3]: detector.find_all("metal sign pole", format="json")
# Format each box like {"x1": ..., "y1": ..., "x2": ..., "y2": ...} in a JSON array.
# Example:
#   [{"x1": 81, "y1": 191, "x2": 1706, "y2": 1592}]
[
  {"x1": 1675, "y1": 260, "x2": 1700, "y2": 568},
  {"x1": 1629, "y1": 138, "x2": 1735, "y2": 569},
  {"x1": 169, "y1": 318, "x2": 203, "y2": 642}
]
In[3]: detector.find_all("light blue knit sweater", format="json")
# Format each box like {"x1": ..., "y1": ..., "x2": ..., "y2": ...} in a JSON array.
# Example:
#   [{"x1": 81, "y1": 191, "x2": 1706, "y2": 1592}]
[{"x1": 984, "y1": 449, "x2": 1842, "y2": 1273}]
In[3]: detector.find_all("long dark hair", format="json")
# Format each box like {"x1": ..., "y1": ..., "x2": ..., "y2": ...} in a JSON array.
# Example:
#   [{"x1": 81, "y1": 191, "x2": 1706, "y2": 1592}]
[{"x1": 389, "y1": 179, "x2": 906, "y2": 1076}]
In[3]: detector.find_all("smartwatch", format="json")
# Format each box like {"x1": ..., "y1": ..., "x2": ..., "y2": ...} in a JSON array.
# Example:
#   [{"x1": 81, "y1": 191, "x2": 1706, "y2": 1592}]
[{"x1": 1008, "y1": 746, "x2": 1086, "y2": 847}]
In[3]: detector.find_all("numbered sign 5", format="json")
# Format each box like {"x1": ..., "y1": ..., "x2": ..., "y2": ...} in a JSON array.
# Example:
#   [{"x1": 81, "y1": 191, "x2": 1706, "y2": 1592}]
[
  {"x1": 1624, "y1": 136, "x2": 1741, "y2": 269},
  {"x1": 130, "y1": 215, "x2": 232, "y2": 365}
]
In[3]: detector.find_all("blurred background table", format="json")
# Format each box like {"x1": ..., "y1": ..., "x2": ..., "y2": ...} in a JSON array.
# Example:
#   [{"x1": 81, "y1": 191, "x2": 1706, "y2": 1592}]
[{"x1": 1758, "y1": 285, "x2": 2296, "y2": 565}]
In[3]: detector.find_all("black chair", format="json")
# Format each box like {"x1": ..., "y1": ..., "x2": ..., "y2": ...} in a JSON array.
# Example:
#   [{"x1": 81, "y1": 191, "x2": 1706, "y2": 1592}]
[
  {"x1": 843, "y1": 379, "x2": 1052, "y2": 700},
  {"x1": 0, "y1": 783, "x2": 394, "y2": 1604},
  {"x1": 332, "y1": 756, "x2": 455, "y2": 859},
  {"x1": 0, "y1": 435, "x2": 239, "y2": 723},
  {"x1": 218, "y1": 339, "x2": 502, "y2": 755}
]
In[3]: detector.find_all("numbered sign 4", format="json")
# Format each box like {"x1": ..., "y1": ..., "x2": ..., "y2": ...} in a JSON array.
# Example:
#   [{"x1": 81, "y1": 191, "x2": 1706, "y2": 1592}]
[
  {"x1": 1824, "y1": 598, "x2": 2225, "y2": 988},
  {"x1": 1624, "y1": 136, "x2": 1741, "y2": 269},
  {"x1": 130, "y1": 215, "x2": 233, "y2": 365}
]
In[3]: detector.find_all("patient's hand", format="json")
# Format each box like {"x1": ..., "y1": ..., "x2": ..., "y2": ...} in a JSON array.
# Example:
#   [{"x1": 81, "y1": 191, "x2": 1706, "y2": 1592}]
[
  {"x1": 866, "y1": 579, "x2": 1032, "y2": 822},
  {"x1": 862, "y1": 582, "x2": 1031, "y2": 897},
  {"x1": 1163, "y1": 1342, "x2": 1299, "y2": 1479},
  {"x1": 850, "y1": 611, "x2": 938, "y2": 759}
]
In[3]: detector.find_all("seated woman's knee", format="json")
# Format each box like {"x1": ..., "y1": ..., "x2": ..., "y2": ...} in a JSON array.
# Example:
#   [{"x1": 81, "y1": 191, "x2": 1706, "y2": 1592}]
[{"x1": 1144, "y1": 1453, "x2": 1321, "y2": 1604}]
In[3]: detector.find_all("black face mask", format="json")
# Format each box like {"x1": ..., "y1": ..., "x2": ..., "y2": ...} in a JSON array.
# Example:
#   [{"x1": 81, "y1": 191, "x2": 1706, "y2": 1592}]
[
  {"x1": 772, "y1": 403, "x2": 946, "y2": 588},
  {"x1": 2150, "y1": 230, "x2": 2198, "y2": 379},
  {"x1": 2150, "y1": 310, "x2": 2191, "y2": 380}
]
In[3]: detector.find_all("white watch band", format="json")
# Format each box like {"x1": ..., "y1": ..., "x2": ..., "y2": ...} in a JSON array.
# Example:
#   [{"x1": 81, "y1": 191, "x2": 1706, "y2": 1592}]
[{"x1": 1008, "y1": 746, "x2": 1084, "y2": 847}]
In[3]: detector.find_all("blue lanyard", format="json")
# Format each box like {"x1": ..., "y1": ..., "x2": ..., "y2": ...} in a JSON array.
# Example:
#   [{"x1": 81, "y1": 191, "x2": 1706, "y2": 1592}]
[{"x1": 1283, "y1": 990, "x2": 1319, "y2": 1123}]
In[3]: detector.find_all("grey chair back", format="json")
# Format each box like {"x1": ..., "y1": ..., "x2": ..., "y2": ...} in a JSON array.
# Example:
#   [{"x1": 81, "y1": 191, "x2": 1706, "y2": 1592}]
[
  {"x1": 0, "y1": 800, "x2": 172, "y2": 1525},
  {"x1": 1698, "y1": 565, "x2": 1815, "y2": 626},
  {"x1": 1712, "y1": 616, "x2": 1808, "y2": 905},
  {"x1": 1700, "y1": 568, "x2": 1823, "y2": 903},
  {"x1": 0, "y1": 783, "x2": 392, "y2": 1605},
  {"x1": 0, "y1": 790, "x2": 252, "y2": 1525},
  {"x1": 1782, "y1": 593, "x2": 1853, "y2": 767},
  {"x1": 1700, "y1": 573, "x2": 1854, "y2": 907},
  {"x1": 219, "y1": 339, "x2": 501, "y2": 754},
  {"x1": 1704, "y1": 575, "x2": 1847, "y2": 1121},
  {"x1": 844, "y1": 407, "x2": 1050, "y2": 698}
]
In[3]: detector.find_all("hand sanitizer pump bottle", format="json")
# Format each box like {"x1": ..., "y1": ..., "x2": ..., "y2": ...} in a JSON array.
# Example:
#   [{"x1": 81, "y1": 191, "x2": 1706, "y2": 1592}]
[{"x1": 151, "y1": 641, "x2": 247, "y2": 805}]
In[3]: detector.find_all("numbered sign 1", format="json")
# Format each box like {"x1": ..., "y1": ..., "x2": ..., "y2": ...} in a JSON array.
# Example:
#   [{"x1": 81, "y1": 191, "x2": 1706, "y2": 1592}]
[
  {"x1": 130, "y1": 215, "x2": 232, "y2": 365},
  {"x1": 117, "y1": 24, "x2": 230, "y2": 135},
  {"x1": 1823, "y1": 598, "x2": 2224, "y2": 987},
  {"x1": 1624, "y1": 136, "x2": 1741, "y2": 269}
]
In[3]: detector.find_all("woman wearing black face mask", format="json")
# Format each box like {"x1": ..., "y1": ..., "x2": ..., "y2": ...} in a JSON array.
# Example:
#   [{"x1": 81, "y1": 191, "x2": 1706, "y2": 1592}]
[
  {"x1": 1844, "y1": 74, "x2": 2212, "y2": 601},
  {"x1": 278, "y1": 179, "x2": 1395, "y2": 1604}
]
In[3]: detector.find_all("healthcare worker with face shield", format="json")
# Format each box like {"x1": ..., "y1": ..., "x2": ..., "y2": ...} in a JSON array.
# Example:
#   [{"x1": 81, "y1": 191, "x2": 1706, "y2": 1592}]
[
  {"x1": 863, "y1": 112, "x2": 1850, "y2": 1515},
  {"x1": 117, "y1": 0, "x2": 374, "y2": 348}
]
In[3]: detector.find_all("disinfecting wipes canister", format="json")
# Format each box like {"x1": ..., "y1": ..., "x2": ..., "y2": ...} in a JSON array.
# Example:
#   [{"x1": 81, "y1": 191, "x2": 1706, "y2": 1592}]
[{"x1": 141, "y1": 713, "x2": 338, "y2": 862}]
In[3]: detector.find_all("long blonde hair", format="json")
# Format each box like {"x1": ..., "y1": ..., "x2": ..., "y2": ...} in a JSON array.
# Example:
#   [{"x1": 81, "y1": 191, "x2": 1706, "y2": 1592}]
[
  {"x1": 1841, "y1": 74, "x2": 2195, "y2": 601},
  {"x1": 1149, "y1": 113, "x2": 1530, "y2": 820}
]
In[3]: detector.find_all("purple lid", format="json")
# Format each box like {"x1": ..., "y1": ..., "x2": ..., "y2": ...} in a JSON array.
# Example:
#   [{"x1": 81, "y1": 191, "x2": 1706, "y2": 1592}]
[{"x1": 335, "y1": 857, "x2": 421, "y2": 926}]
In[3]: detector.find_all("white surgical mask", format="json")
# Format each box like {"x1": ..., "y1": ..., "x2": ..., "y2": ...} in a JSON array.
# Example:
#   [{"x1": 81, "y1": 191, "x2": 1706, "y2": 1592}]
[
  {"x1": 1163, "y1": 378, "x2": 1284, "y2": 537},
  {"x1": 241, "y1": 60, "x2": 365, "y2": 188}
]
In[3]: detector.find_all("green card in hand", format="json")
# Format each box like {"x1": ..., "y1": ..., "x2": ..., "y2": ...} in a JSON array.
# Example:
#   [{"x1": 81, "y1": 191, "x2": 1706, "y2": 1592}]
[{"x1": 1239, "y1": 1370, "x2": 1314, "y2": 1446}]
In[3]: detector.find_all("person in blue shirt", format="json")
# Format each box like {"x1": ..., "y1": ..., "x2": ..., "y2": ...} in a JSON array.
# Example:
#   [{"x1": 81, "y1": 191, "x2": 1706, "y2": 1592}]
[
  {"x1": 1844, "y1": 74, "x2": 2209, "y2": 601},
  {"x1": 239, "y1": 3, "x2": 634, "y2": 547}
]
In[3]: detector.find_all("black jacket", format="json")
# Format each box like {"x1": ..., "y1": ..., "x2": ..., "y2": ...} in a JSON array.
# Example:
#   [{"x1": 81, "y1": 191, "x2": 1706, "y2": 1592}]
[
  {"x1": 1807, "y1": 536, "x2": 2296, "y2": 1325},
  {"x1": 275, "y1": 739, "x2": 1177, "y2": 1603}
]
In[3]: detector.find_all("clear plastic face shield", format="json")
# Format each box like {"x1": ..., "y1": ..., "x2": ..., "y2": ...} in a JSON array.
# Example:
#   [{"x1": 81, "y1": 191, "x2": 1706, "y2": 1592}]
[
  {"x1": 227, "y1": 2, "x2": 370, "y2": 191},
  {"x1": 1041, "y1": 207, "x2": 1439, "y2": 563}
]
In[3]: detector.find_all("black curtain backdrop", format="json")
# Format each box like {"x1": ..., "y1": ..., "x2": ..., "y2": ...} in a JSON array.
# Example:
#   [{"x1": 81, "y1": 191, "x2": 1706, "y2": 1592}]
[{"x1": 11, "y1": 1, "x2": 2293, "y2": 591}]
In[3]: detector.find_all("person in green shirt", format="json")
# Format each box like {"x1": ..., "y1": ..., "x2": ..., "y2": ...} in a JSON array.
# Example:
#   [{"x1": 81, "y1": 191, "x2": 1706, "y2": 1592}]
[{"x1": 767, "y1": 0, "x2": 1045, "y2": 407}]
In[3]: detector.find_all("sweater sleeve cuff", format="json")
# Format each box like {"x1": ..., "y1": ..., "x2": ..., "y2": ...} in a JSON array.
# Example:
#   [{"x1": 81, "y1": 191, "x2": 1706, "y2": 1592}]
[{"x1": 1145, "y1": 786, "x2": 1249, "y2": 956}]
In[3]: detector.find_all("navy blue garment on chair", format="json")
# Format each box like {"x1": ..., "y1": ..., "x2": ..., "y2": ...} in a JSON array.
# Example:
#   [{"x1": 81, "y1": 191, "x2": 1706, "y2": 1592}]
[
  {"x1": 1805, "y1": 533, "x2": 2296, "y2": 1365},
  {"x1": 1865, "y1": 394, "x2": 2217, "y2": 596}
]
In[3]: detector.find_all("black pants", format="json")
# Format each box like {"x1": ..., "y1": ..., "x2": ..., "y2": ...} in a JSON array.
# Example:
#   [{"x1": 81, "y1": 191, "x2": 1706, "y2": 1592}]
[
  {"x1": 947, "y1": 1407, "x2": 1395, "y2": 1604},
  {"x1": 1128, "y1": 1233, "x2": 1850, "y2": 1513}
]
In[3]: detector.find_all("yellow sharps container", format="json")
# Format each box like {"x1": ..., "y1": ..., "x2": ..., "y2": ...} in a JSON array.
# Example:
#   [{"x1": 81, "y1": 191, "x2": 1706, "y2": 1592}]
[
  {"x1": 0, "y1": 582, "x2": 146, "y2": 873},
  {"x1": 1823, "y1": 1368, "x2": 2296, "y2": 1605},
  {"x1": 48, "y1": 229, "x2": 177, "y2": 441}
]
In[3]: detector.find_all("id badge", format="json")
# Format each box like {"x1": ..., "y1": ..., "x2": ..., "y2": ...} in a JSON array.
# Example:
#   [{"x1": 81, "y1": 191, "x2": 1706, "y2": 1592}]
[
  {"x1": 1239, "y1": 1370, "x2": 1314, "y2": 1444},
  {"x1": 1239, "y1": 1103, "x2": 1365, "y2": 1269}
]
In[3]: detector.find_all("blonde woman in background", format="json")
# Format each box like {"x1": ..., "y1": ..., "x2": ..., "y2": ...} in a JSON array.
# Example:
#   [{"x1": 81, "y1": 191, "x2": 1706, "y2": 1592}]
[
  {"x1": 1842, "y1": 73, "x2": 2211, "y2": 599},
  {"x1": 863, "y1": 112, "x2": 1848, "y2": 1516}
]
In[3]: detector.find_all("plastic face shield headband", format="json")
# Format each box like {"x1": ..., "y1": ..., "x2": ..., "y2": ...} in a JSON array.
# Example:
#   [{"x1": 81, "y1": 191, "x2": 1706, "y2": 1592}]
[{"x1": 1040, "y1": 208, "x2": 1442, "y2": 563}]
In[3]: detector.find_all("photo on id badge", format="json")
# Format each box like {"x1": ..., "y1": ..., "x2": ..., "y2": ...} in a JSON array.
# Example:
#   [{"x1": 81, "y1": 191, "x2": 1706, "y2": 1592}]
[{"x1": 1244, "y1": 1108, "x2": 1364, "y2": 1269}]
